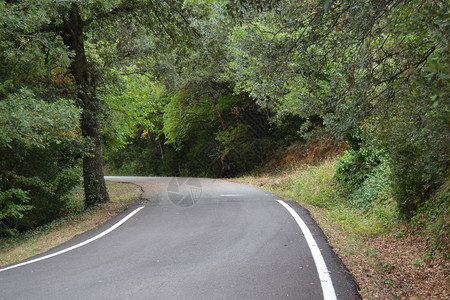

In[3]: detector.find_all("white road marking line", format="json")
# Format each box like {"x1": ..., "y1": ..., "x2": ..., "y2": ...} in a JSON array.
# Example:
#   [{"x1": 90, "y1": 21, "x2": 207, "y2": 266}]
[
  {"x1": 276, "y1": 200, "x2": 337, "y2": 300},
  {"x1": 220, "y1": 194, "x2": 241, "y2": 197},
  {"x1": 0, "y1": 206, "x2": 145, "y2": 273}
]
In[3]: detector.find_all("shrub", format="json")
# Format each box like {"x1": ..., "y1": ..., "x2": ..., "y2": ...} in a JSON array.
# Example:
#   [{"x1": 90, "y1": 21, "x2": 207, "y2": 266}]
[
  {"x1": 0, "y1": 144, "x2": 82, "y2": 235},
  {"x1": 346, "y1": 162, "x2": 392, "y2": 211},
  {"x1": 334, "y1": 138, "x2": 396, "y2": 212},
  {"x1": 0, "y1": 189, "x2": 33, "y2": 236},
  {"x1": 0, "y1": 88, "x2": 82, "y2": 236},
  {"x1": 335, "y1": 147, "x2": 383, "y2": 196}
]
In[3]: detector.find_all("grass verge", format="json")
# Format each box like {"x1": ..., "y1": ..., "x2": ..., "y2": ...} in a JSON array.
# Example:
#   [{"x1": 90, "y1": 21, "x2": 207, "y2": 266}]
[
  {"x1": 0, "y1": 181, "x2": 142, "y2": 267},
  {"x1": 236, "y1": 159, "x2": 449, "y2": 299}
]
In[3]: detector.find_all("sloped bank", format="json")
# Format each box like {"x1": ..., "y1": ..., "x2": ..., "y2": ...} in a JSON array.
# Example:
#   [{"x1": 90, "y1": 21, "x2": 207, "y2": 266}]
[{"x1": 235, "y1": 139, "x2": 449, "y2": 299}]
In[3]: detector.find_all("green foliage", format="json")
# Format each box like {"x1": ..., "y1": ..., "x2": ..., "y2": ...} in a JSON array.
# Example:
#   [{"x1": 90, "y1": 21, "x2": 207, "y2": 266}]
[
  {"x1": 215, "y1": 124, "x2": 249, "y2": 157},
  {"x1": 0, "y1": 87, "x2": 82, "y2": 236},
  {"x1": 377, "y1": 52, "x2": 450, "y2": 217},
  {"x1": 0, "y1": 88, "x2": 81, "y2": 149},
  {"x1": 106, "y1": 87, "x2": 277, "y2": 177},
  {"x1": 334, "y1": 131, "x2": 397, "y2": 214},
  {"x1": 349, "y1": 163, "x2": 391, "y2": 210},
  {"x1": 411, "y1": 183, "x2": 450, "y2": 258},
  {"x1": 0, "y1": 1, "x2": 72, "y2": 84},
  {"x1": 1, "y1": 0, "x2": 447, "y2": 232},
  {"x1": 335, "y1": 147, "x2": 383, "y2": 197},
  {"x1": 289, "y1": 163, "x2": 339, "y2": 209},
  {"x1": 103, "y1": 75, "x2": 168, "y2": 151},
  {"x1": 163, "y1": 89, "x2": 215, "y2": 150},
  {"x1": 251, "y1": 160, "x2": 391, "y2": 236},
  {"x1": 0, "y1": 189, "x2": 33, "y2": 236},
  {"x1": 225, "y1": 0, "x2": 450, "y2": 217},
  {"x1": 0, "y1": 141, "x2": 83, "y2": 236}
]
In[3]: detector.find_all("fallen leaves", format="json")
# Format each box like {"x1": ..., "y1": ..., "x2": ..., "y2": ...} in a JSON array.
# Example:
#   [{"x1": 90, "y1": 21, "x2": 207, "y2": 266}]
[{"x1": 340, "y1": 226, "x2": 449, "y2": 299}]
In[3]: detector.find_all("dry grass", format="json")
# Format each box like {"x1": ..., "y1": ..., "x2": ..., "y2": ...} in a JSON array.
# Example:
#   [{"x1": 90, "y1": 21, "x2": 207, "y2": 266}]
[
  {"x1": 0, "y1": 181, "x2": 142, "y2": 267},
  {"x1": 261, "y1": 135, "x2": 346, "y2": 172}
]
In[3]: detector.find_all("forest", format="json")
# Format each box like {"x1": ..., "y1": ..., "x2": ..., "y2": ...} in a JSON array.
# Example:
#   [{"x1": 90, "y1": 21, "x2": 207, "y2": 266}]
[{"x1": 0, "y1": 0, "x2": 448, "y2": 248}]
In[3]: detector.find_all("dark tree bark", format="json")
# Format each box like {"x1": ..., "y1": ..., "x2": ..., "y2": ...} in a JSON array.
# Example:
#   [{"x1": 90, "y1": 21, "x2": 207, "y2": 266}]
[
  {"x1": 60, "y1": 4, "x2": 109, "y2": 206},
  {"x1": 211, "y1": 90, "x2": 227, "y2": 132},
  {"x1": 211, "y1": 88, "x2": 232, "y2": 177},
  {"x1": 158, "y1": 138, "x2": 165, "y2": 160}
]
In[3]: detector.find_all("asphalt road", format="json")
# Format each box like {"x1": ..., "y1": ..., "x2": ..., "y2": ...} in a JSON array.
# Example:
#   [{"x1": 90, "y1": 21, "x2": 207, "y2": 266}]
[{"x1": 0, "y1": 177, "x2": 360, "y2": 299}]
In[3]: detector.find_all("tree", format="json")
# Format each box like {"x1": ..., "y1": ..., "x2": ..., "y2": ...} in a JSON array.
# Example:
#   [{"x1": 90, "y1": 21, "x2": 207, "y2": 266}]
[
  {"x1": 103, "y1": 75, "x2": 169, "y2": 153},
  {"x1": 58, "y1": 3, "x2": 110, "y2": 205},
  {"x1": 2, "y1": 0, "x2": 197, "y2": 207},
  {"x1": 0, "y1": 1, "x2": 83, "y2": 235},
  {"x1": 160, "y1": 0, "x2": 243, "y2": 176},
  {"x1": 226, "y1": 0, "x2": 449, "y2": 215},
  {"x1": 60, "y1": 0, "x2": 196, "y2": 204},
  {"x1": 0, "y1": 89, "x2": 82, "y2": 235}
]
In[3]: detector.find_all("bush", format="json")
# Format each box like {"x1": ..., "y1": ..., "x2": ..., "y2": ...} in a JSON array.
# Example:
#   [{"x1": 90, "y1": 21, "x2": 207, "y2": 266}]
[
  {"x1": 347, "y1": 162, "x2": 392, "y2": 211},
  {"x1": 0, "y1": 88, "x2": 82, "y2": 236},
  {"x1": 0, "y1": 189, "x2": 33, "y2": 236},
  {"x1": 335, "y1": 147, "x2": 383, "y2": 196},
  {"x1": 411, "y1": 183, "x2": 450, "y2": 257},
  {"x1": 0, "y1": 144, "x2": 82, "y2": 236},
  {"x1": 334, "y1": 141, "x2": 395, "y2": 211}
]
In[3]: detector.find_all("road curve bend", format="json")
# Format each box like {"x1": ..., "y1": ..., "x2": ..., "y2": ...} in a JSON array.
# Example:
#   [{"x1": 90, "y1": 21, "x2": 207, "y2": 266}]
[{"x1": 0, "y1": 177, "x2": 360, "y2": 300}]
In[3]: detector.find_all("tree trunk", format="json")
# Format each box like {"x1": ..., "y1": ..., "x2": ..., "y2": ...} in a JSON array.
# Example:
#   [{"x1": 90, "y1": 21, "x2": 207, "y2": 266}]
[
  {"x1": 211, "y1": 89, "x2": 232, "y2": 177},
  {"x1": 61, "y1": 4, "x2": 109, "y2": 206},
  {"x1": 158, "y1": 138, "x2": 165, "y2": 160}
]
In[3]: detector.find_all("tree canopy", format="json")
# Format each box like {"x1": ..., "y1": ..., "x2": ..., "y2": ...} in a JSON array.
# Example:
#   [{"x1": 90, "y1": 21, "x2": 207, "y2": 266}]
[{"x1": 1, "y1": 0, "x2": 448, "y2": 235}]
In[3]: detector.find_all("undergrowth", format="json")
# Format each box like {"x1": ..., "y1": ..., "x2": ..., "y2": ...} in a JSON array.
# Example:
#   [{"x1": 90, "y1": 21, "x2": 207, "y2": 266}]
[
  {"x1": 411, "y1": 181, "x2": 450, "y2": 259},
  {"x1": 237, "y1": 157, "x2": 449, "y2": 299},
  {"x1": 243, "y1": 160, "x2": 396, "y2": 236}
]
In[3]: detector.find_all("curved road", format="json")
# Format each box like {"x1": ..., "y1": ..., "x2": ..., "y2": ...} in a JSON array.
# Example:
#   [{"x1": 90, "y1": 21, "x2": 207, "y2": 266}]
[{"x1": 0, "y1": 177, "x2": 360, "y2": 299}]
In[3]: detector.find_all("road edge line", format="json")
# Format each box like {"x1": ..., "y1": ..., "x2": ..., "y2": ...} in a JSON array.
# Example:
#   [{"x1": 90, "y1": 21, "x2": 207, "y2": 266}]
[
  {"x1": 0, "y1": 206, "x2": 145, "y2": 273},
  {"x1": 276, "y1": 200, "x2": 337, "y2": 300}
]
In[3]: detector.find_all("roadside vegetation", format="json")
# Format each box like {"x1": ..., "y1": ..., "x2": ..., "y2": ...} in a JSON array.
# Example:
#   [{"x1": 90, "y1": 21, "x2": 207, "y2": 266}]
[
  {"x1": 0, "y1": 182, "x2": 142, "y2": 267},
  {"x1": 1, "y1": 1, "x2": 448, "y2": 297},
  {"x1": 237, "y1": 139, "x2": 449, "y2": 299}
]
